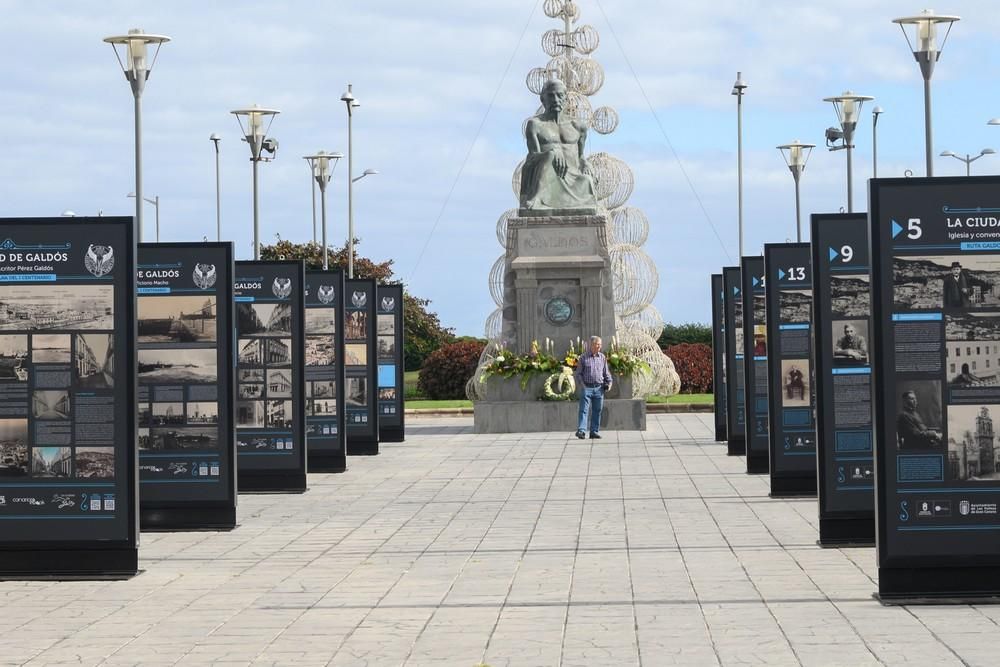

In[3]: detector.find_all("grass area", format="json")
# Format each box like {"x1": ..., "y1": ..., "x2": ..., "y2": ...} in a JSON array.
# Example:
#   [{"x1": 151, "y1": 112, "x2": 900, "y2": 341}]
[
  {"x1": 652, "y1": 393, "x2": 713, "y2": 404},
  {"x1": 405, "y1": 393, "x2": 715, "y2": 410},
  {"x1": 406, "y1": 399, "x2": 472, "y2": 410}
]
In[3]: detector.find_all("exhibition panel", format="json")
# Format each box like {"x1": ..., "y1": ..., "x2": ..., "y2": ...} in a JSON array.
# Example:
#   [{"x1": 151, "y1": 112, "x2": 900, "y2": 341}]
[{"x1": 742, "y1": 256, "x2": 769, "y2": 473}]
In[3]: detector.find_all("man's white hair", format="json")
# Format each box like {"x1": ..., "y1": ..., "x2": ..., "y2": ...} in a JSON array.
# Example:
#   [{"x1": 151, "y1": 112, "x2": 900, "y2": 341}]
[{"x1": 590, "y1": 335, "x2": 602, "y2": 344}]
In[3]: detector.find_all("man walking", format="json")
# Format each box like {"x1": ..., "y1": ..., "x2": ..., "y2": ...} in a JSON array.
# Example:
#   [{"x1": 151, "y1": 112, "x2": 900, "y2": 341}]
[{"x1": 575, "y1": 335, "x2": 612, "y2": 440}]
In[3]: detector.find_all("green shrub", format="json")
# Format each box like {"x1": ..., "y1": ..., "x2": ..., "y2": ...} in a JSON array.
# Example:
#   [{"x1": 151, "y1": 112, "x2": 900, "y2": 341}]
[{"x1": 418, "y1": 340, "x2": 486, "y2": 400}]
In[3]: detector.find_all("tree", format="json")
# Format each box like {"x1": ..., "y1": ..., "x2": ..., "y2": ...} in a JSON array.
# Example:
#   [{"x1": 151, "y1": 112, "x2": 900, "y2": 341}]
[
  {"x1": 658, "y1": 322, "x2": 712, "y2": 348},
  {"x1": 261, "y1": 237, "x2": 454, "y2": 370}
]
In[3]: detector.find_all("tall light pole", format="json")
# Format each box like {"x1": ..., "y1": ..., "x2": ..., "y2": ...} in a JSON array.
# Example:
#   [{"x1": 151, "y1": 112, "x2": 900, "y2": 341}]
[
  {"x1": 776, "y1": 141, "x2": 814, "y2": 243},
  {"x1": 306, "y1": 164, "x2": 317, "y2": 245},
  {"x1": 823, "y1": 91, "x2": 874, "y2": 213},
  {"x1": 231, "y1": 105, "x2": 280, "y2": 260},
  {"x1": 893, "y1": 10, "x2": 960, "y2": 177},
  {"x1": 210, "y1": 134, "x2": 221, "y2": 241},
  {"x1": 940, "y1": 149, "x2": 995, "y2": 176},
  {"x1": 103, "y1": 29, "x2": 170, "y2": 243},
  {"x1": 341, "y1": 84, "x2": 361, "y2": 278},
  {"x1": 732, "y1": 72, "x2": 747, "y2": 258},
  {"x1": 303, "y1": 151, "x2": 344, "y2": 270},
  {"x1": 127, "y1": 192, "x2": 160, "y2": 242},
  {"x1": 872, "y1": 107, "x2": 884, "y2": 178}
]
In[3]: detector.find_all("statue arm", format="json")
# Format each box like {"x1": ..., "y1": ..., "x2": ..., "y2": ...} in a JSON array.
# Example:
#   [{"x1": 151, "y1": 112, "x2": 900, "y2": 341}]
[
  {"x1": 576, "y1": 122, "x2": 590, "y2": 174},
  {"x1": 525, "y1": 119, "x2": 541, "y2": 154}
]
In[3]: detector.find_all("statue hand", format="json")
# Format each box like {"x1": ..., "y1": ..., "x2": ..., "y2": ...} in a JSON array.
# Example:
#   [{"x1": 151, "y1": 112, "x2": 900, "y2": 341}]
[
  {"x1": 581, "y1": 160, "x2": 591, "y2": 176},
  {"x1": 553, "y1": 154, "x2": 567, "y2": 179}
]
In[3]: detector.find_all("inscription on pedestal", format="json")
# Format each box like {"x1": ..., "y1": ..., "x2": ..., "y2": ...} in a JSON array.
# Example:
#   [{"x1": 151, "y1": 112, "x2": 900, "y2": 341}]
[{"x1": 517, "y1": 228, "x2": 599, "y2": 258}]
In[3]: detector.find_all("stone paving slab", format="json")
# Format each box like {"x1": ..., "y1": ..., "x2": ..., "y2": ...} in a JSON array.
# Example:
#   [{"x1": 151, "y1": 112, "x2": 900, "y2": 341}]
[{"x1": 0, "y1": 414, "x2": 996, "y2": 665}]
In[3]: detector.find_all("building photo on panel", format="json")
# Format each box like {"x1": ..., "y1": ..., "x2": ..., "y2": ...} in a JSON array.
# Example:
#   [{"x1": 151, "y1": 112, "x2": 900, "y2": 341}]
[
  {"x1": 0, "y1": 418, "x2": 28, "y2": 477},
  {"x1": 0, "y1": 285, "x2": 114, "y2": 331},
  {"x1": 830, "y1": 274, "x2": 870, "y2": 318},
  {"x1": 237, "y1": 303, "x2": 292, "y2": 337},
  {"x1": 74, "y1": 333, "x2": 114, "y2": 389},
  {"x1": 0, "y1": 334, "x2": 28, "y2": 381},
  {"x1": 138, "y1": 295, "x2": 217, "y2": 344},
  {"x1": 894, "y1": 255, "x2": 1000, "y2": 310},
  {"x1": 947, "y1": 404, "x2": 1000, "y2": 481}
]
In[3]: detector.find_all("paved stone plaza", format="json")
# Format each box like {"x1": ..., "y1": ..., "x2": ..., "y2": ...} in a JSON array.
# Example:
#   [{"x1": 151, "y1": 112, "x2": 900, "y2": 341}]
[{"x1": 2, "y1": 413, "x2": 998, "y2": 666}]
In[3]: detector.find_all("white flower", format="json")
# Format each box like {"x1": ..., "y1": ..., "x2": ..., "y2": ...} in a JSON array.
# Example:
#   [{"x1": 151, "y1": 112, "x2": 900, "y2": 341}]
[{"x1": 495, "y1": 355, "x2": 505, "y2": 363}]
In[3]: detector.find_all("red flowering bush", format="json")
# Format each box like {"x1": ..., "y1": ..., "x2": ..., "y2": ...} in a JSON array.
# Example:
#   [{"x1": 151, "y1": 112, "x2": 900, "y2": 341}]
[
  {"x1": 418, "y1": 340, "x2": 486, "y2": 400},
  {"x1": 665, "y1": 343, "x2": 713, "y2": 393}
]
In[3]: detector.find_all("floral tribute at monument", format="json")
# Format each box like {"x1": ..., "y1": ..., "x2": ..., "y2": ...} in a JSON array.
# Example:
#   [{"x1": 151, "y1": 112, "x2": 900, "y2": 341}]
[{"x1": 471, "y1": 0, "x2": 677, "y2": 433}]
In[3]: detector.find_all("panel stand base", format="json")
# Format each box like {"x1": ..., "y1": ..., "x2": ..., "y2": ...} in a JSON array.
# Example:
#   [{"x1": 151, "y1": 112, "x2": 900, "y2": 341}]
[
  {"x1": 0, "y1": 548, "x2": 138, "y2": 579},
  {"x1": 878, "y1": 566, "x2": 1000, "y2": 603},
  {"x1": 747, "y1": 453, "x2": 769, "y2": 474},
  {"x1": 308, "y1": 453, "x2": 347, "y2": 473},
  {"x1": 238, "y1": 473, "x2": 308, "y2": 494},
  {"x1": 727, "y1": 439, "x2": 745, "y2": 456},
  {"x1": 769, "y1": 475, "x2": 816, "y2": 498},
  {"x1": 380, "y1": 428, "x2": 404, "y2": 442},
  {"x1": 818, "y1": 516, "x2": 875, "y2": 547},
  {"x1": 348, "y1": 439, "x2": 380, "y2": 456},
  {"x1": 141, "y1": 506, "x2": 237, "y2": 531}
]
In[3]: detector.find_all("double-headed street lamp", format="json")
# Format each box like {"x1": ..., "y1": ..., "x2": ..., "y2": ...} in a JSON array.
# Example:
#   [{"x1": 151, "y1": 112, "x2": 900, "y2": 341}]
[
  {"x1": 354, "y1": 168, "x2": 379, "y2": 183},
  {"x1": 777, "y1": 141, "x2": 814, "y2": 243},
  {"x1": 231, "y1": 105, "x2": 280, "y2": 260},
  {"x1": 732, "y1": 72, "x2": 747, "y2": 259},
  {"x1": 823, "y1": 91, "x2": 874, "y2": 213},
  {"x1": 103, "y1": 28, "x2": 170, "y2": 243},
  {"x1": 303, "y1": 151, "x2": 344, "y2": 271},
  {"x1": 893, "y1": 9, "x2": 960, "y2": 177},
  {"x1": 127, "y1": 192, "x2": 160, "y2": 242},
  {"x1": 940, "y1": 149, "x2": 995, "y2": 176}
]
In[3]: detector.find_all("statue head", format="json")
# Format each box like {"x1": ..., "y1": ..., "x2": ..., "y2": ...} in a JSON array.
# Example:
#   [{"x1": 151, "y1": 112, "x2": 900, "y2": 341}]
[{"x1": 539, "y1": 78, "x2": 567, "y2": 114}]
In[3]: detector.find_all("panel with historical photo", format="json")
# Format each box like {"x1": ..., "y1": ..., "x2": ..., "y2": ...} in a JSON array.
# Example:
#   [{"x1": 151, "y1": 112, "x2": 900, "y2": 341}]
[
  {"x1": 74, "y1": 333, "x2": 114, "y2": 389},
  {"x1": 265, "y1": 338, "x2": 292, "y2": 367},
  {"x1": 150, "y1": 402, "x2": 185, "y2": 426},
  {"x1": 305, "y1": 336, "x2": 335, "y2": 367},
  {"x1": 780, "y1": 359, "x2": 810, "y2": 408},
  {"x1": 186, "y1": 402, "x2": 218, "y2": 424},
  {"x1": 345, "y1": 343, "x2": 367, "y2": 366},
  {"x1": 138, "y1": 404, "x2": 152, "y2": 427},
  {"x1": 753, "y1": 294, "x2": 766, "y2": 325},
  {"x1": 237, "y1": 338, "x2": 264, "y2": 366},
  {"x1": 305, "y1": 309, "x2": 336, "y2": 335},
  {"x1": 31, "y1": 446, "x2": 71, "y2": 477},
  {"x1": 751, "y1": 325, "x2": 767, "y2": 357},
  {"x1": 779, "y1": 289, "x2": 812, "y2": 324},
  {"x1": 138, "y1": 295, "x2": 217, "y2": 343},
  {"x1": 0, "y1": 284, "x2": 113, "y2": 331},
  {"x1": 832, "y1": 319, "x2": 869, "y2": 365},
  {"x1": 830, "y1": 274, "x2": 870, "y2": 317},
  {"x1": 75, "y1": 447, "x2": 115, "y2": 478},
  {"x1": 149, "y1": 426, "x2": 219, "y2": 451},
  {"x1": 0, "y1": 335, "x2": 28, "y2": 381},
  {"x1": 32, "y1": 391, "x2": 70, "y2": 420},
  {"x1": 237, "y1": 401, "x2": 265, "y2": 428},
  {"x1": 377, "y1": 335, "x2": 395, "y2": 356},
  {"x1": 266, "y1": 369, "x2": 293, "y2": 399},
  {"x1": 379, "y1": 387, "x2": 396, "y2": 401},
  {"x1": 239, "y1": 382, "x2": 263, "y2": 399},
  {"x1": 32, "y1": 334, "x2": 70, "y2": 364},
  {"x1": 310, "y1": 399, "x2": 337, "y2": 417},
  {"x1": 237, "y1": 302, "x2": 292, "y2": 337},
  {"x1": 138, "y1": 348, "x2": 217, "y2": 384},
  {"x1": 238, "y1": 368, "x2": 264, "y2": 383},
  {"x1": 0, "y1": 418, "x2": 28, "y2": 477},
  {"x1": 947, "y1": 404, "x2": 1000, "y2": 481},
  {"x1": 138, "y1": 428, "x2": 150, "y2": 450},
  {"x1": 347, "y1": 377, "x2": 367, "y2": 407},
  {"x1": 266, "y1": 400, "x2": 293, "y2": 429},
  {"x1": 894, "y1": 255, "x2": 1000, "y2": 310},
  {"x1": 377, "y1": 314, "x2": 394, "y2": 336},
  {"x1": 346, "y1": 311, "x2": 367, "y2": 340},
  {"x1": 946, "y1": 312, "x2": 1000, "y2": 341},
  {"x1": 895, "y1": 380, "x2": 943, "y2": 451},
  {"x1": 734, "y1": 300, "x2": 744, "y2": 355},
  {"x1": 311, "y1": 380, "x2": 336, "y2": 399}
]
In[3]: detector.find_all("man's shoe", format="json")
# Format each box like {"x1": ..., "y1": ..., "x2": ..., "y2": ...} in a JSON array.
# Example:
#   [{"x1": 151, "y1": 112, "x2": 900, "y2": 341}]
[
  {"x1": 590, "y1": 432, "x2": 602, "y2": 439},
  {"x1": 575, "y1": 430, "x2": 586, "y2": 439}
]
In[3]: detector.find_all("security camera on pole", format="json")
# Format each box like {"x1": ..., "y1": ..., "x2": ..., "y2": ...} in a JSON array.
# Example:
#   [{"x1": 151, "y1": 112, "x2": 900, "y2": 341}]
[
  {"x1": 823, "y1": 91, "x2": 874, "y2": 213},
  {"x1": 230, "y1": 105, "x2": 280, "y2": 260}
]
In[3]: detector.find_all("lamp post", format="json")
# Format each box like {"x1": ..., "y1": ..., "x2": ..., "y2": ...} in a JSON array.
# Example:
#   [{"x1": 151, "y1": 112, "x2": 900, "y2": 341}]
[
  {"x1": 210, "y1": 134, "x2": 221, "y2": 241},
  {"x1": 127, "y1": 192, "x2": 160, "y2": 242},
  {"x1": 872, "y1": 107, "x2": 884, "y2": 178},
  {"x1": 303, "y1": 151, "x2": 344, "y2": 271},
  {"x1": 231, "y1": 105, "x2": 280, "y2": 260},
  {"x1": 893, "y1": 10, "x2": 960, "y2": 177},
  {"x1": 823, "y1": 91, "x2": 874, "y2": 213},
  {"x1": 305, "y1": 163, "x2": 317, "y2": 245},
  {"x1": 732, "y1": 72, "x2": 747, "y2": 259},
  {"x1": 353, "y1": 168, "x2": 379, "y2": 183},
  {"x1": 341, "y1": 84, "x2": 362, "y2": 278},
  {"x1": 940, "y1": 149, "x2": 995, "y2": 176},
  {"x1": 776, "y1": 141, "x2": 814, "y2": 242},
  {"x1": 103, "y1": 29, "x2": 170, "y2": 243}
]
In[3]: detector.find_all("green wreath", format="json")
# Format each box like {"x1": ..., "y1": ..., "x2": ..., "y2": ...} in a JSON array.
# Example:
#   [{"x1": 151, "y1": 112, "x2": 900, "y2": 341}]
[{"x1": 541, "y1": 366, "x2": 576, "y2": 401}]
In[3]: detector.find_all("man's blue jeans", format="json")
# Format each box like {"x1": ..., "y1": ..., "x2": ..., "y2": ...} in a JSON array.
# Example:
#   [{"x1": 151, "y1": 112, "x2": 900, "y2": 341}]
[{"x1": 577, "y1": 385, "x2": 604, "y2": 434}]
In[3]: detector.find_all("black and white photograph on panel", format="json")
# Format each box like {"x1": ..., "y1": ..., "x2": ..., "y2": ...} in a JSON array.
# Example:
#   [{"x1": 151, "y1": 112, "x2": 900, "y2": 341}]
[
  {"x1": 149, "y1": 427, "x2": 219, "y2": 451},
  {"x1": 345, "y1": 343, "x2": 367, "y2": 366},
  {"x1": 138, "y1": 348, "x2": 217, "y2": 384},
  {"x1": 311, "y1": 380, "x2": 336, "y2": 399},
  {"x1": 31, "y1": 391, "x2": 70, "y2": 420},
  {"x1": 0, "y1": 418, "x2": 28, "y2": 477},
  {"x1": 894, "y1": 255, "x2": 1000, "y2": 310},
  {"x1": 237, "y1": 401, "x2": 265, "y2": 428},
  {"x1": 267, "y1": 400, "x2": 293, "y2": 429},
  {"x1": 238, "y1": 339, "x2": 264, "y2": 366},
  {"x1": 946, "y1": 312, "x2": 1000, "y2": 341},
  {"x1": 138, "y1": 428, "x2": 150, "y2": 450},
  {"x1": 138, "y1": 295, "x2": 217, "y2": 344},
  {"x1": 734, "y1": 300, "x2": 744, "y2": 355},
  {"x1": 265, "y1": 339, "x2": 292, "y2": 366},
  {"x1": 780, "y1": 289, "x2": 812, "y2": 323},
  {"x1": 266, "y1": 369, "x2": 293, "y2": 399},
  {"x1": 780, "y1": 359, "x2": 811, "y2": 407},
  {"x1": 946, "y1": 343, "x2": 1000, "y2": 387},
  {"x1": 74, "y1": 447, "x2": 115, "y2": 479},
  {"x1": 305, "y1": 309, "x2": 336, "y2": 335},
  {"x1": 347, "y1": 377, "x2": 367, "y2": 407},
  {"x1": 0, "y1": 284, "x2": 114, "y2": 331},
  {"x1": 31, "y1": 446, "x2": 71, "y2": 477},
  {"x1": 0, "y1": 334, "x2": 28, "y2": 381},
  {"x1": 186, "y1": 402, "x2": 218, "y2": 424},
  {"x1": 237, "y1": 302, "x2": 292, "y2": 337},
  {"x1": 305, "y1": 336, "x2": 335, "y2": 367},
  {"x1": 138, "y1": 404, "x2": 151, "y2": 428},
  {"x1": 32, "y1": 334, "x2": 70, "y2": 364},
  {"x1": 895, "y1": 380, "x2": 943, "y2": 452},
  {"x1": 239, "y1": 382, "x2": 263, "y2": 400},
  {"x1": 753, "y1": 294, "x2": 766, "y2": 326},
  {"x1": 150, "y1": 403, "x2": 185, "y2": 426},
  {"x1": 830, "y1": 274, "x2": 871, "y2": 317},
  {"x1": 346, "y1": 311, "x2": 367, "y2": 340},
  {"x1": 74, "y1": 333, "x2": 114, "y2": 389},
  {"x1": 377, "y1": 314, "x2": 394, "y2": 336},
  {"x1": 310, "y1": 399, "x2": 336, "y2": 417},
  {"x1": 378, "y1": 335, "x2": 395, "y2": 356},
  {"x1": 947, "y1": 404, "x2": 1000, "y2": 481},
  {"x1": 239, "y1": 368, "x2": 264, "y2": 383},
  {"x1": 832, "y1": 319, "x2": 870, "y2": 365}
]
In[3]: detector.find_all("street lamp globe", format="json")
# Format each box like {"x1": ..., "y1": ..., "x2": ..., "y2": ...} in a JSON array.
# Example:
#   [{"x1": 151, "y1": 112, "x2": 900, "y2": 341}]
[
  {"x1": 777, "y1": 140, "x2": 815, "y2": 175},
  {"x1": 823, "y1": 91, "x2": 875, "y2": 137},
  {"x1": 303, "y1": 151, "x2": 344, "y2": 191},
  {"x1": 893, "y1": 9, "x2": 960, "y2": 74},
  {"x1": 103, "y1": 29, "x2": 170, "y2": 95},
  {"x1": 231, "y1": 105, "x2": 280, "y2": 160}
]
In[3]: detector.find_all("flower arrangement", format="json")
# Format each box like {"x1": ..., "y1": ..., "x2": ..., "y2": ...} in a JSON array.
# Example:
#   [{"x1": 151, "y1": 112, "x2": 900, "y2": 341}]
[
  {"x1": 541, "y1": 366, "x2": 576, "y2": 401},
  {"x1": 605, "y1": 336, "x2": 650, "y2": 377}
]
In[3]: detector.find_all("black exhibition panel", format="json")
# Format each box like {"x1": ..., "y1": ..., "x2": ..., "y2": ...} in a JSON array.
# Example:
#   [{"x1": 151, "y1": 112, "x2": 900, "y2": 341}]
[
  {"x1": 304, "y1": 270, "x2": 346, "y2": 473},
  {"x1": 0, "y1": 216, "x2": 138, "y2": 577},
  {"x1": 711, "y1": 273, "x2": 727, "y2": 442},
  {"x1": 811, "y1": 213, "x2": 875, "y2": 546},
  {"x1": 234, "y1": 261, "x2": 307, "y2": 493},
  {"x1": 376, "y1": 284, "x2": 405, "y2": 443},
  {"x1": 137, "y1": 243, "x2": 237, "y2": 530},
  {"x1": 741, "y1": 256, "x2": 769, "y2": 473},
  {"x1": 722, "y1": 266, "x2": 745, "y2": 456},
  {"x1": 871, "y1": 175, "x2": 1000, "y2": 600},
  {"x1": 764, "y1": 243, "x2": 817, "y2": 497},
  {"x1": 345, "y1": 278, "x2": 378, "y2": 455}
]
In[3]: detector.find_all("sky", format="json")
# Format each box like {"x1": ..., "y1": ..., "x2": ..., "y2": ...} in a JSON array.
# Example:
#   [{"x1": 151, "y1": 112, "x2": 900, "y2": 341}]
[{"x1": 2, "y1": 1, "x2": 1000, "y2": 336}]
